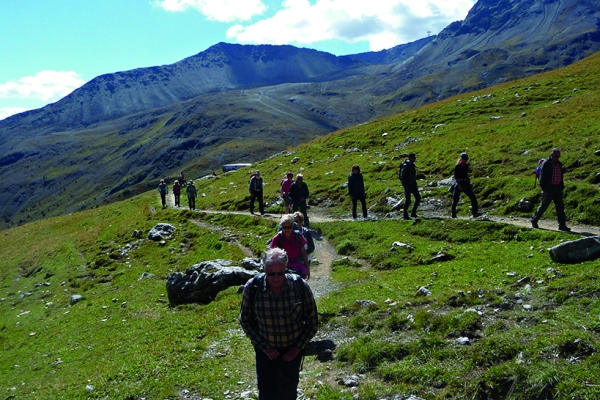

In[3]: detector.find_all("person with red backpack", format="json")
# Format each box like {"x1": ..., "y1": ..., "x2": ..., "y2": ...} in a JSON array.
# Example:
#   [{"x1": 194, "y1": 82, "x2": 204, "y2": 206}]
[
  {"x1": 269, "y1": 214, "x2": 310, "y2": 280},
  {"x1": 531, "y1": 148, "x2": 571, "y2": 231},
  {"x1": 281, "y1": 172, "x2": 294, "y2": 214}
]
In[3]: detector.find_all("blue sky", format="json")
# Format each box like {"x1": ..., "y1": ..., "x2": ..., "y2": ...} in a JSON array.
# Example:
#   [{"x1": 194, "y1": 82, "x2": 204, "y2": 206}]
[{"x1": 0, "y1": 0, "x2": 475, "y2": 120}]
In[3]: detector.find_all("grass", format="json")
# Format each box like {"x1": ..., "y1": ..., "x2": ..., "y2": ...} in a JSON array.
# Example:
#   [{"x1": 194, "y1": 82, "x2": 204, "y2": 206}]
[{"x1": 2, "y1": 52, "x2": 600, "y2": 399}]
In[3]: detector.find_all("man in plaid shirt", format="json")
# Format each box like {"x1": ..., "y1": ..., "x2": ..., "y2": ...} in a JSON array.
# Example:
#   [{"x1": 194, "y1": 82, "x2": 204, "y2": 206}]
[{"x1": 240, "y1": 248, "x2": 318, "y2": 400}]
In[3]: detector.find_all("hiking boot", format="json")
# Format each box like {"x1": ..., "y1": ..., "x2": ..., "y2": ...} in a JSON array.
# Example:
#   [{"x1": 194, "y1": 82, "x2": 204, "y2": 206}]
[
  {"x1": 410, "y1": 213, "x2": 418, "y2": 218},
  {"x1": 531, "y1": 219, "x2": 539, "y2": 229},
  {"x1": 363, "y1": 217, "x2": 371, "y2": 221},
  {"x1": 451, "y1": 213, "x2": 457, "y2": 219},
  {"x1": 558, "y1": 225, "x2": 571, "y2": 232},
  {"x1": 403, "y1": 216, "x2": 411, "y2": 220},
  {"x1": 472, "y1": 212, "x2": 482, "y2": 218}
]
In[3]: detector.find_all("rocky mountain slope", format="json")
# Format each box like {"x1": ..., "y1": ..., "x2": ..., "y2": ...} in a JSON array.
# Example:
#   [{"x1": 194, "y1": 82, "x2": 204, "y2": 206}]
[{"x1": 1, "y1": 0, "x2": 600, "y2": 229}]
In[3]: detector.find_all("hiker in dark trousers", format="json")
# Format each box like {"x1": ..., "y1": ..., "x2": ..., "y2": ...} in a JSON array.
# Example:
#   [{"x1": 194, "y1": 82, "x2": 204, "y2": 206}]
[
  {"x1": 531, "y1": 148, "x2": 570, "y2": 231},
  {"x1": 249, "y1": 171, "x2": 264, "y2": 215},
  {"x1": 399, "y1": 153, "x2": 420, "y2": 219},
  {"x1": 172, "y1": 180, "x2": 181, "y2": 207},
  {"x1": 289, "y1": 174, "x2": 310, "y2": 228},
  {"x1": 348, "y1": 165, "x2": 369, "y2": 221},
  {"x1": 157, "y1": 179, "x2": 168, "y2": 209},
  {"x1": 451, "y1": 153, "x2": 481, "y2": 218},
  {"x1": 240, "y1": 248, "x2": 318, "y2": 400},
  {"x1": 186, "y1": 180, "x2": 197, "y2": 210},
  {"x1": 281, "y1": 172, "x2": 294, "y2": 214}
]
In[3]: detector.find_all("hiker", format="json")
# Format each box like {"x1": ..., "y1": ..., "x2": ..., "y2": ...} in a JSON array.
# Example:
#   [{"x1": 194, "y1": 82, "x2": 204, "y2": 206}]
[
  {"x1": 269, "y1": 214, "x2": 310, "y2": 280},
  {"x1": 451, "y1": 153, "x2": 481, "y2": 218},
  {"x1": 177, "y1": 171, "x2": 186, "y2": 186},
  {"x1": 293, "y1": 211, "x2": 315, "y2": 263},
  {"x1": 172, "y1": 180, "x2": 181, "y2": 207},
  {"x1": 289, "y1": 173, "x2": 310, "y2": 228},
  {"x1": 186, "y1": 180, "x2": 197, "y2": 210},
  {"x1": 348, "y1": 164, "x2": 369, "y2": 221},
  {"x1": 239, "y1": 247, "x2": 318, "y2": 400},
  {"x1": 399, "y1": 153, "x2": 421, "y2": 219},
  {"x1": 249, "y1": 171, "x2": 264, "y2": 215},
  {"x1": 281, "y1": 172, "x2": 294, "y2": 214},
  {"x1": 531, "y1": 148, "x2": 571, "y2": 231},
  {"x1": 157, "y1": 179, "x2": 168, "y2": 209}
]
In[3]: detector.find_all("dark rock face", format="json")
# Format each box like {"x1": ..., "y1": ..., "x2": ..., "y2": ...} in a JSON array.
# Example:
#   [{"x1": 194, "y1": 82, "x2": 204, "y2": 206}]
[{"x1": 166, "y1": 259, "x2": 260, "y2": 305}]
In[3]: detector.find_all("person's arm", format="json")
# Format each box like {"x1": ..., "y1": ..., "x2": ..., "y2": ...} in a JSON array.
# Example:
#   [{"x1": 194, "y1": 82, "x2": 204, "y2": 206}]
[
  {"x1": 293, "y1": 282, "x2": 318, "y2": 349},
  {"x1": 239, "y1": 280, "x2": 269, "y2": 351},
  {"x1": 301, "y1": 245, "x2": 310, "y2": 280}
]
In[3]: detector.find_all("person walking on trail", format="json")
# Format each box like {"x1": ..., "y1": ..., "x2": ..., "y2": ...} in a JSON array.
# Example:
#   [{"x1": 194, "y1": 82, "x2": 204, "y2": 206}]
[
  {"x1": 348, "y1": 165, "x2": 370, "y2": 221},
  {"x1": 185, "y1": 180, "x2": 197, "y2": 211},
  {"x1": 172, "y1": 180, "x2": 182, "y2": 207},
  {"x1": 177, "y1": 171, "x2": 186, "y2": 186},
  {"x1": 281, "y1": 172, "x2": 294, "y2": 214},
  {"x1": 399, "y1": 153, "x2": 421, "y2": 220},
  {"x1": 269, "y1": 214, "x2": 310, "y2": 280},
  {"x1": 239, "y1": 247, "x2": 318, "y2": 400},
  {"x1": 293, "y1": 212, "x2": 315, "y2": 264},
  {"x1": 451, "y1": 153, "x2": 482, "y2": 218},
  {"x1": 289, "y1": 174, "x2": 310, "y2": 228},
  {"x1": 531, "y1": 148, "x2": 571, "y2": 231},
  {"x1": 249, "y1": 171, "x2": 265, "y2": 215},
  {"x1": 157, "y1": 179, "x2": 168, "y2": 209}
]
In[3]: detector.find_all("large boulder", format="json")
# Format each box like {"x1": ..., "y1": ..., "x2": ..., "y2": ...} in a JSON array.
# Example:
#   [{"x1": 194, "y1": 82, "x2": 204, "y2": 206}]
[
  {"x1": 148, "y1": 223, "x2": 176, "y2": 241},
  {"x1": 166, "y1": 258, "x2": 260, "y2": 305},
  {"x1": 549, "y1": 236, "x2": 600, "y2": 264}
]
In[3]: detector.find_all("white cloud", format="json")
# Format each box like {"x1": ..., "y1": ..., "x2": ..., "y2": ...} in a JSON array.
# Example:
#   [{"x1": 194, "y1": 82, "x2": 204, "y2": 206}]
[
  {"x1": 0, "y1": 107, "x2": 29, "y2": 121},
  {"x1": 154, "y1": 0, "x2": 267, "y2": 22},
  {"x1": 0, "y1": 71, "x2": 85, "y2": 102},
  {"x1": 226, "y1": 0, "x2": 475, "y2": 51}
]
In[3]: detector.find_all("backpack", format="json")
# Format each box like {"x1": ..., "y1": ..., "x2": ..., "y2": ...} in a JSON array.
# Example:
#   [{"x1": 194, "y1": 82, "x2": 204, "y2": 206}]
[{"x1": 533, "y1": 159, "x2": 545, "y2": 188}]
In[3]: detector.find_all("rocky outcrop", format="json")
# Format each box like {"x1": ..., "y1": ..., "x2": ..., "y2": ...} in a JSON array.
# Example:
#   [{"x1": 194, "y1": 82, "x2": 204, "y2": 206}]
[
  {"x1": 166, "y1": 258, "x2": 261, "y2": 305},
  {"x1": 549, "y1": 236, "x2": 600, "y2": 264}
]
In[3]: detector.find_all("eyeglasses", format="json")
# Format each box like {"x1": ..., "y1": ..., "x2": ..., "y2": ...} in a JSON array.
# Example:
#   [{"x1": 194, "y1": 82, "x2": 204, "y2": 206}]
[
  {"x1": 266, "y1": 272, "x2": 286, "y2": 277},
  {"x1": 282, "y1": 225, "x2": 293, "y2": 229}
]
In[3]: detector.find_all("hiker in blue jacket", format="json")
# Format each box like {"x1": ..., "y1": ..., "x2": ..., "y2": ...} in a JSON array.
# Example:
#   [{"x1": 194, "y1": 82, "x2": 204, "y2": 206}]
[{"x1": 157, "y1": 179, "x2": 168, "y2": 209}]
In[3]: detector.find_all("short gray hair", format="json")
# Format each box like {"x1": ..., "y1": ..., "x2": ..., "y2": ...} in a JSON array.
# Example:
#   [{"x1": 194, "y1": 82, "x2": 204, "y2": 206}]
[
  {"x1": 263, "y1": 248, "x2": 288, "y2": 270},
  {"x1": 279, "y1": 214, "x2": 294, "y2": 226}
]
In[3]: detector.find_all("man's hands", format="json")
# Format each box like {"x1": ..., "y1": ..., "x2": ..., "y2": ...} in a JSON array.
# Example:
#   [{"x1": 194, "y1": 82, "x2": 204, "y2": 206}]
[{"x1": 264, "y1": 346, "x2": 301, "y2": 361}]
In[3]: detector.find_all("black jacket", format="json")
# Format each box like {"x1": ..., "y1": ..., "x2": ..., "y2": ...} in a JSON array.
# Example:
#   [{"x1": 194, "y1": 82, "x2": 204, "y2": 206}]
[
  {"x1": 454, "y1": 163, "x2": 471, "y2": 184},
  {"x1": 347, "y1": 172, "x2": 365, "y2": 197},
  {"x1": 399, "y1": 160, "x2": 417, "y2": 187},
  {"x1": 539, "y1": 158, "x2": 564, "y2": 191},
  {"x1": 289, "y1": 181, "x2": 309, "y2": 202}
]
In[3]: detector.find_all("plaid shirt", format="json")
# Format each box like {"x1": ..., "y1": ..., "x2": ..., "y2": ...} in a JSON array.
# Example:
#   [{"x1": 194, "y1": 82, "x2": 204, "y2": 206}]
[
  {"x1": 239, "y1": 275, "x2": 318, "y2": 351},
  {"x1": 550, "y1": 162, "x2": 562, "y2": 186}
]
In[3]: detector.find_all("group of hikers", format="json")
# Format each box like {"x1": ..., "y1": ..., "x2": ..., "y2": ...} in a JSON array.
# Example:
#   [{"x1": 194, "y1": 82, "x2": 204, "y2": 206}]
[
  {"x1": 156, "y1": 171, "x2": 197, "y2": 210},
  {"x1": 158, "y1": 148, "x2": 571, "y2": 399}
]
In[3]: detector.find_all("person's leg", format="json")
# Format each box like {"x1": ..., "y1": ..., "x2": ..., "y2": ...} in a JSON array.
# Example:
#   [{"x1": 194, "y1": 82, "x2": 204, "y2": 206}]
[
  {"x1": 410, "y1": 186, "x2": 421, "y2": 217},
  {"x1": 276, "y1": 350, "x2": 303, "y2": 400},
  {"x1": 255, "y1": 349, "x2": 280, "y2": 400},
  {"x1": 250, "y1": 194, "x2": 256, "y2": 214},
  {"x1": 258, "y1": 192, "x2": 264, "y2": 215},
  {"x1": 464, "y1": 185, "x2": 479, "y2": 216},
  {"x1": 451, "y1": 188, "x2": 460, "y2": 217},
  {"x1": 553, "y1": 189, "x2": 568, "y2": 227},
  {"x1": 403, "y1": 186, "x2": 412, "y2": 219},
  {"x1": 360, "y1": 196, "x2": 368, "y2": 218},
  {"x1": 191, "y1": 197, "x2": 195, "y2": 210},
  {"x1": 351, "y1": 197, "x2": 358, "y2": 219},
  {"x1": 161, "y1": 194, "x2": 166, "y2": 208},
  {"x1": 300, "y1": 202, "x2": 309, "y2": 228},
  {"x1": 532, "y1": 193, "x2": 552, "y2": 224}
]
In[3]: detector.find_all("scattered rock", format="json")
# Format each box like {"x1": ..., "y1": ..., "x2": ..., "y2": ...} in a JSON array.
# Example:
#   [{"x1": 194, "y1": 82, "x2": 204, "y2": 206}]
[
  {"x1": 391, "y1": 242, "x2": 414, "y2": 251},
  {"x1": 148, "y1": 223, "x2": 176, "y2": 241},
  {"x1": 517, "y1": 198, "x2": 534, "y2": 212},
  {"x1": 70, "y1": 294, "x2": 83, "y2": 306},
  {"x1": 132, "y1": 230, "x2": 142, "y2": 238},
  {"x1": 416, "y1": 287, "x2": 431, "y2": 296},
  {"x1": 166, "y1": 259, "x2": 260, "y2": 305},
  {"x1": 549, "y1": 236, "x2": 600, "y2": 263},
  {"x1": 338, "y1": 375, "x2": 359, "y2": 387},
  {"x1": 355, "y1": 300, "x2": 377, "y2": 307},
  {"x1": 456, "y1": 337, "x2": 470, "y2": 345},
  {"x1": 430, "y1": 252, "x2": 453, "y2": 262}
]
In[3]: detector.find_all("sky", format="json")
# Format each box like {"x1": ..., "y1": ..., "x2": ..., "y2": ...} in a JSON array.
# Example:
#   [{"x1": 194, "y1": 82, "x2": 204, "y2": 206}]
[{"x1": 0, "y1": 0, "x2": 476, "y2": 121}]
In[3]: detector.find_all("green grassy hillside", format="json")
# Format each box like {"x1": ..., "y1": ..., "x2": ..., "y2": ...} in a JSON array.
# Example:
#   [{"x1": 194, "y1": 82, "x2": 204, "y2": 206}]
[{"x1": 1, "y1": 52, "x2": 600, "y2": 399}]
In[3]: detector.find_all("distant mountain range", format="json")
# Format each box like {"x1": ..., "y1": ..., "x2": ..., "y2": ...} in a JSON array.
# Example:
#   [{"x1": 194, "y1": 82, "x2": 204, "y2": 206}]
[{"x1": 1, "y1": 0, "x2": 599, "y2": 229}]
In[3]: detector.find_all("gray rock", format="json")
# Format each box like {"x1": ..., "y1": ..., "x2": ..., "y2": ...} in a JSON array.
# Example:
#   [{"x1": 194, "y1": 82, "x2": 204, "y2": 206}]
[
  {"x1": 592, "y1": 172, "x2": 600, "y2": 184},
  {"x1": 166, "y1": 259, "x2": 260, "y2": 305},
  {"x1": 456, "y1": 337, "x2": 470, "y2": 345},
  {"x1": 595, "y1": 150, "x2": 600, "y2": 156},
  {"x1": 549, "y1": 236, "x2": 600, "y2": 263},
  {"x1": 355, "y1": 300, "x2": 377, "y2": 307},
  {"x1": 517, "y1": 198, "x2": 534, "y2": 212},
  {"x1": 338, "y1": 375, "x2": 359, "y2": 387},
  {"x1": 132, "y1": 230, "x2": 142, "y2": 238},
  {"x1": 70, "y1": 294, "x2": 83, "y2": 306},
  {"x1": 148, "y1": 223, "x2": 176, "y2": 241},
  {"x1": 391, "y1": 242, "x2": 414, "y2": 251},
  {"x1": 417, "y1": 287, "x2": 431, "y2": 296}
]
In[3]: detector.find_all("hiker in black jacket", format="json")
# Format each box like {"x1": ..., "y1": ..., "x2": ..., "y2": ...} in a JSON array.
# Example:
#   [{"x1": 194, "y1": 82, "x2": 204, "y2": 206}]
[
  {"x1": 531, "y1": 148, "x2": 570, "y2": 231},
  {"x1": 348, "y1": 165, "x2": 369, "y2": 221},
  {"x1": 451, "y1": 153, "x2": 481, "y2": 218},
  {"x1": 289, "y1": 174, "x2": 310, "y2": 228},
  {"x1": 399, "y1": 153, "x2": 421, "y2": 219}
]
